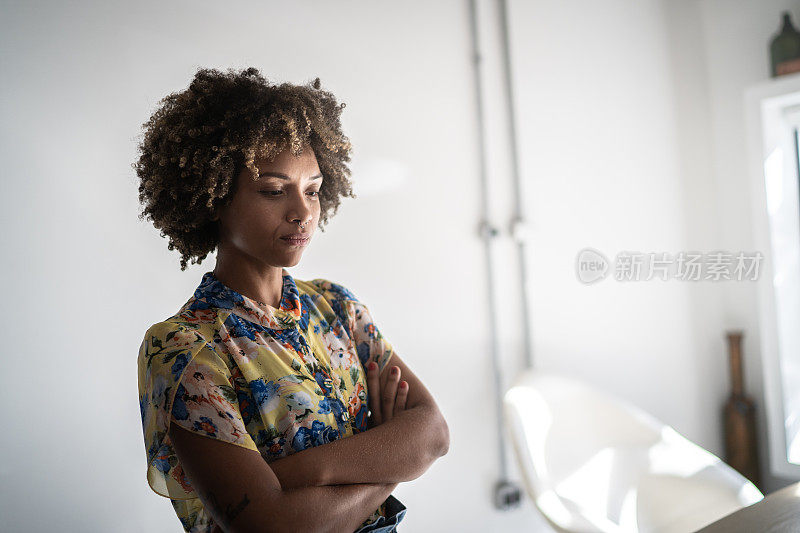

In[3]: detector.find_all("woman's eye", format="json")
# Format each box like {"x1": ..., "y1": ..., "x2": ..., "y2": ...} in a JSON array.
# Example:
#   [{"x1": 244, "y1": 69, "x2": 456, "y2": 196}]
[{"x1": 259, "y1": 190, "x2": 319, "y2": 198}]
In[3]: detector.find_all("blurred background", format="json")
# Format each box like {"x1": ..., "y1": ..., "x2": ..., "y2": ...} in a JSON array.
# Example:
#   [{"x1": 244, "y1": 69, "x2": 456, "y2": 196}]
[{"x1": 2, "y1": 0, "x2": 799, "y2": 531}]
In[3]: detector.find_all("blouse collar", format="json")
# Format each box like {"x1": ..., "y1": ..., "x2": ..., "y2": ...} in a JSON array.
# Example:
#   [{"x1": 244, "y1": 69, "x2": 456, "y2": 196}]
[{"x1": 193, "y1": 268, "x2": 302, "y2": 329}]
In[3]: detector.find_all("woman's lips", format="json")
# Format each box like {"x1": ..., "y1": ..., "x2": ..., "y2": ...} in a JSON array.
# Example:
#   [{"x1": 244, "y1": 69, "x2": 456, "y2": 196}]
[{"x1": 280, "y1": 236, "x2": 310, "y2": 246}]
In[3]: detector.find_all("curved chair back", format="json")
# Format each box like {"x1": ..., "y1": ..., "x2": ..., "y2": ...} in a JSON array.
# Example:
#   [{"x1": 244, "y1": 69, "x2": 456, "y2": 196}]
[{"x1": 503, "y1": 370, "x2": 763, "y2": 533}]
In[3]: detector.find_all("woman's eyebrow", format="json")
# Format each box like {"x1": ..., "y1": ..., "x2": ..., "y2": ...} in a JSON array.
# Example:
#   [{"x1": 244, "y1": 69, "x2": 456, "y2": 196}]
[{"x1": 259, "y1": 172, "x2": 323, "y2": 180}]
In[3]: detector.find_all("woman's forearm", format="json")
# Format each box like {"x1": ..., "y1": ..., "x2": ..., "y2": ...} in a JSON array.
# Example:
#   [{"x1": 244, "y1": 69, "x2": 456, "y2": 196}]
[
  {"x1": 280, "y1": 481, "x2": 398, "y2": 533},
  {"x1": 269, "y1": 403, "x2": 448, "y2": 488},
  {"x1": 210, "y1": 481, "x2": 398, "y2": 533}
]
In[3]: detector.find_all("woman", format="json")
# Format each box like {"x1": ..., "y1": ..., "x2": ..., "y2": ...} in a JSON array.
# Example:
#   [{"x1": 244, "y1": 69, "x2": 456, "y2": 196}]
[{"x1": 135, "y1": 67, "x2": 450, "y2": 533}]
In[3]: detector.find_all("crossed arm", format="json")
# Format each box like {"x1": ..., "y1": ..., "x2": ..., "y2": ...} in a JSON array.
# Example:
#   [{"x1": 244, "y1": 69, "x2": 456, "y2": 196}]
[
  {"x1": 169, "y1": 352, "x2": 449, "y2": 533},
  {"x1": 269, "y1": 352, "x2": 450, "y2": 489}
]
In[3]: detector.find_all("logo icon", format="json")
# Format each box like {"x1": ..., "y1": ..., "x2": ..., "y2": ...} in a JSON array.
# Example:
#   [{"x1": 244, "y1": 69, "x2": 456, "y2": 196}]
[{"x1": 576, "y1": 248, "x2": 609, "y2": 284}]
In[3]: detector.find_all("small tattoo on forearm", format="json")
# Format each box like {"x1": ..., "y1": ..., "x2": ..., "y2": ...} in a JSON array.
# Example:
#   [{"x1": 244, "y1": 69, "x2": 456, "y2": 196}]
[{"x1": 227, "y1": 493, "x2": 250, "y2": 522}]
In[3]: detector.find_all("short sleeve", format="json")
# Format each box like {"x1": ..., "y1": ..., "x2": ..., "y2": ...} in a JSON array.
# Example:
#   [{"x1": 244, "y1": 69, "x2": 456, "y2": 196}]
[
  {"x1": 345, "y1": 299, "x2": 396, "y2": 375},
  {"x1": 137, "y1": 321, "x2": 259, "y2": 500}
]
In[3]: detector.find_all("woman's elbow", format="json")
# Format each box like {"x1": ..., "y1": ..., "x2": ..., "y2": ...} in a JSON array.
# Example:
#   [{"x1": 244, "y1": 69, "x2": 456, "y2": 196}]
[
  {"x1": 434, "y1": 411, "x2": 450, "y2": 457},
  {"x1": 416, "y1": 403, "x2": 450, "y2": 460}
]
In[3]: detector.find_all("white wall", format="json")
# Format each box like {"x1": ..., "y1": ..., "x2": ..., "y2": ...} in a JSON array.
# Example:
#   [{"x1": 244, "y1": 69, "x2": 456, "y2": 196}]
[
  {"x1": 503, "y1": 0, "x2": 799, "y2": 500},
  {"x1": 506, "y1": 0, "x2": 719, "y2": 446},
  {"x1": 0, "y1": 1, "x2": 791, "y2": 532}
]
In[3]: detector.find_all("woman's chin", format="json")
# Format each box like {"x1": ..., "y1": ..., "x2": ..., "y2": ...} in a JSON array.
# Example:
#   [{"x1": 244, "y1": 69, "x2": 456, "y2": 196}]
[{"x1": 275, "y1": 252, "x2": 304, "y2": 268}]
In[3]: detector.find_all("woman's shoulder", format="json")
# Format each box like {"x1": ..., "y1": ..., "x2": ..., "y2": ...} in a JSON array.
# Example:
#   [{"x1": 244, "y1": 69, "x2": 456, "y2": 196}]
[
  {"x1": 296, "y1": 277, "x2": 362, "y2": 304},
  {"x1": 140, "y1": 312, "x2": 219, "y2": 347},
  {"x1": 137, "y1": 317, "x2": 221, "y2": 376}
]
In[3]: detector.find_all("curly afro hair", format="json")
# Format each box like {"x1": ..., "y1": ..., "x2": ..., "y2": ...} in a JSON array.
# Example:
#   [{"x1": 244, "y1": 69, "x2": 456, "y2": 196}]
[{"x1": 133, "y1": 66, "x2": 356, "y2": 271}]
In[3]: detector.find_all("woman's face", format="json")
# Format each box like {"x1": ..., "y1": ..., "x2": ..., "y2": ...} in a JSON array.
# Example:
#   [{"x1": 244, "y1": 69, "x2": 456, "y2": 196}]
[{"x1": 214, "y1": 144, "x2": 323, "y2": 269}]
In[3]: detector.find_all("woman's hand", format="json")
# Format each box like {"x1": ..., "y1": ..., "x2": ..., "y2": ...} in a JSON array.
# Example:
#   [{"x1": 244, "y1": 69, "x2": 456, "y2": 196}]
[{"x1": 366, "y1": 361, "x2": 408, "y2": 429}]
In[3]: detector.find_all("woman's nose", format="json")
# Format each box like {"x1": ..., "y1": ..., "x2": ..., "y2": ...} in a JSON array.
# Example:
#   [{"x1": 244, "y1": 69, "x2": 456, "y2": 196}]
[{"x1": 286, "y1": 190, "x2": 314, "y2": 223}]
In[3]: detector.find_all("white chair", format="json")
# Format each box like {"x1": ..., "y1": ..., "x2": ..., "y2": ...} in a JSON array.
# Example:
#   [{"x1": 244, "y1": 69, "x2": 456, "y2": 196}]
[{"x1": 503, "y1": 370, "x2": 764, "y2": 533}]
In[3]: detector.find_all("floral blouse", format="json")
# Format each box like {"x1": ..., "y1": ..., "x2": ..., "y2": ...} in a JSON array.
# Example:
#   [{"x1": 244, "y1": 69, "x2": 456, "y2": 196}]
[{"x1": 137, "y1": 269, "x2": 401, "y2": 532}]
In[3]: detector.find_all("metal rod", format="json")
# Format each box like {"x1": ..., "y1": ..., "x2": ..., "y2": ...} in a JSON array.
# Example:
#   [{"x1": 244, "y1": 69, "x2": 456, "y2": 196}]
[
  {"x1": 467, "y1": 0, "x2": 509, "y2": 482},
  {"x1": 498, "y1": 0, "x2": 534, "y2": 370}
]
